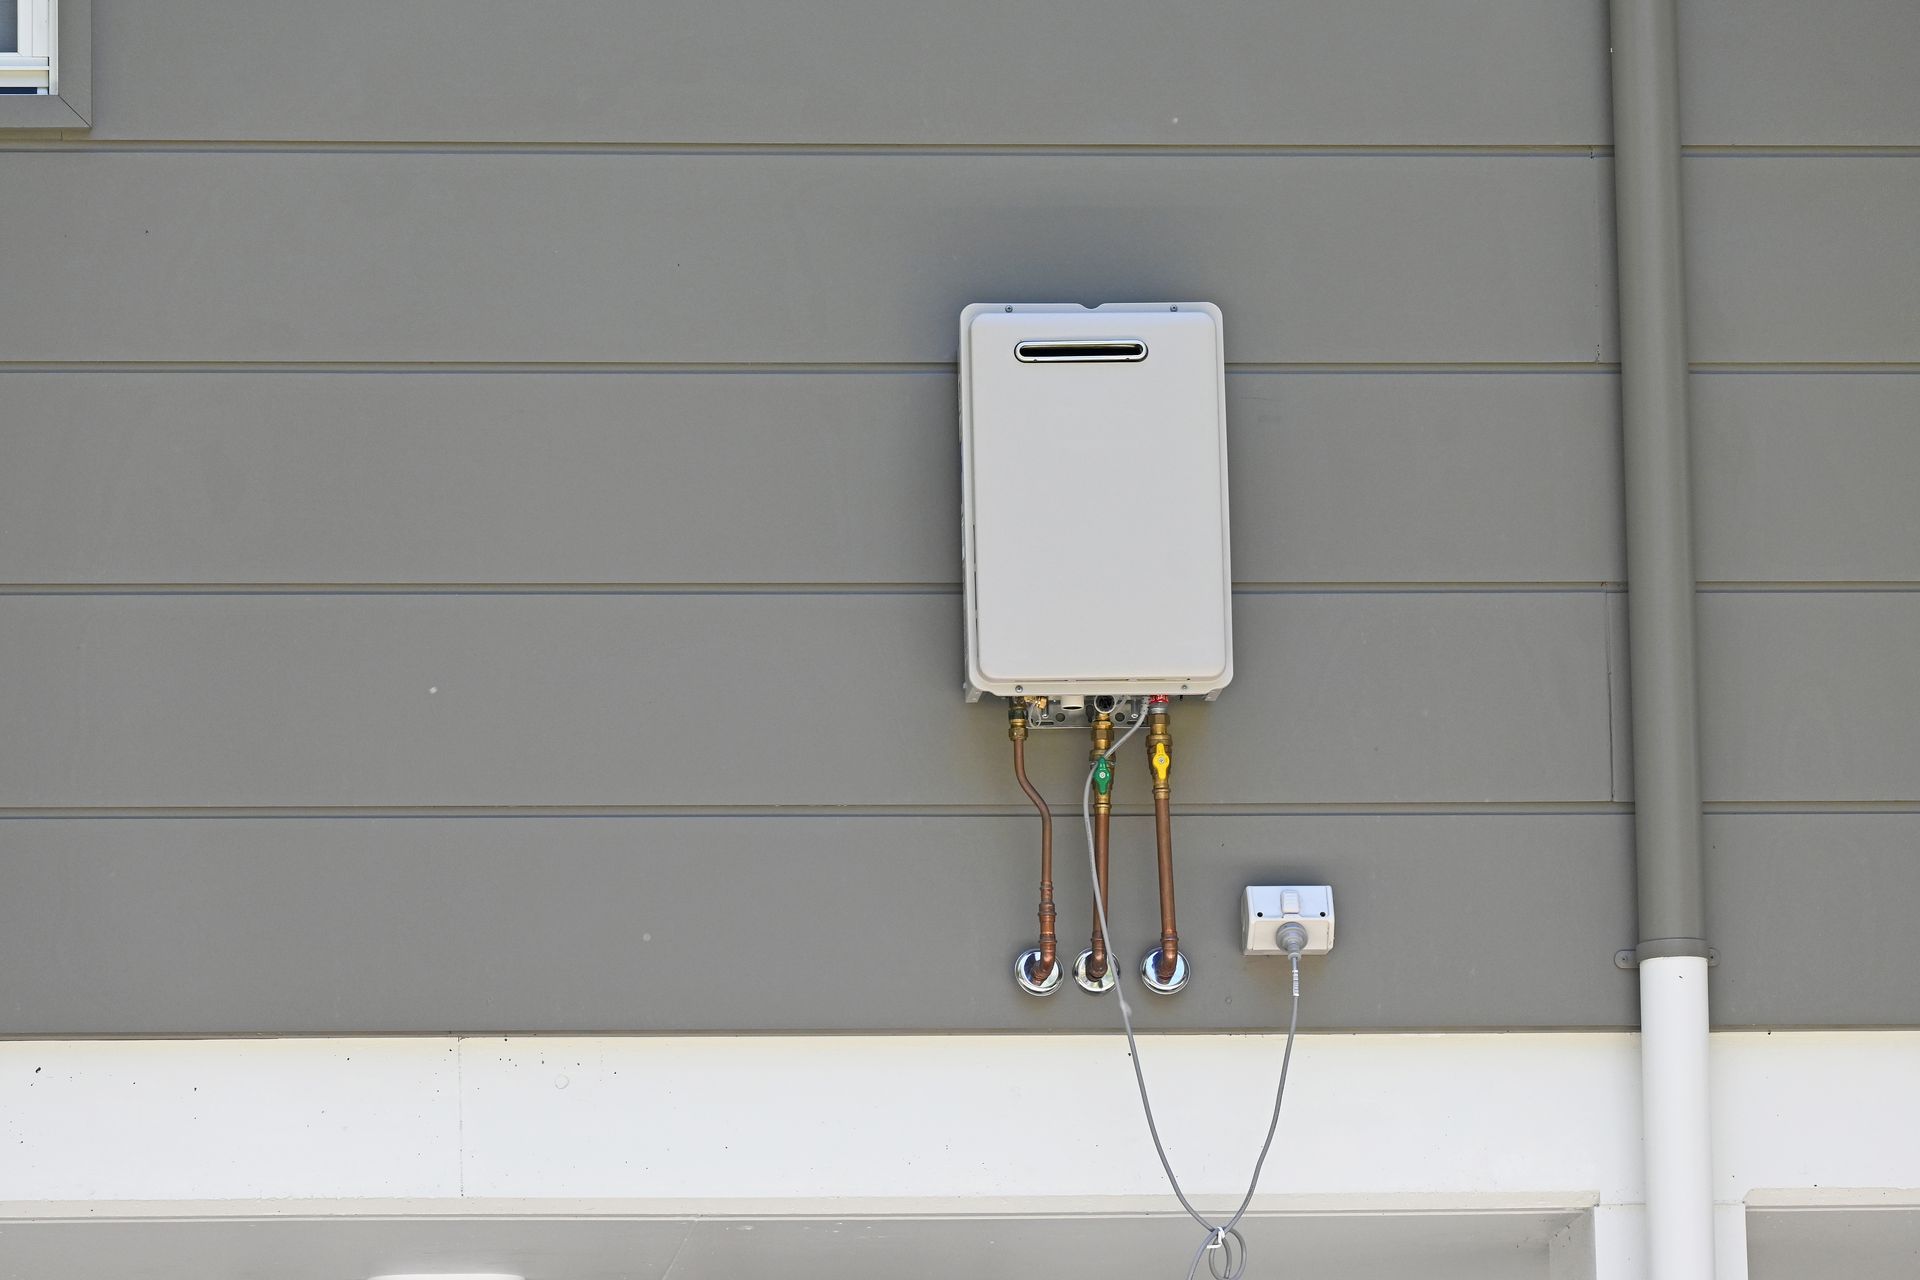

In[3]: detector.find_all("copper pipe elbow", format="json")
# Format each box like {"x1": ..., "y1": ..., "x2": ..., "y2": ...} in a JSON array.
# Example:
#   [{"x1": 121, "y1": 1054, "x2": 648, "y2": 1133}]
[{"x1": 1010, "y1": 703, "x2": 1061, "y2": 995}]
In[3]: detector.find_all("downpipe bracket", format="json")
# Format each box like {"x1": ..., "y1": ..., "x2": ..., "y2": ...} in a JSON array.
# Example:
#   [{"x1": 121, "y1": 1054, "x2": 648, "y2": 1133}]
[{"x1": 1616, "y1": 946, "x2": 1718, "y2": 970}]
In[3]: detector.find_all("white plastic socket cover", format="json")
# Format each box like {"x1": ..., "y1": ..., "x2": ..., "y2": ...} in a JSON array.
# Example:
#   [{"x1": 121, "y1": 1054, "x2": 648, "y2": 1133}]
[
  {"x1": 1242, "y1": 885, "x2": 1337, "y2": 956},
  {"x1": 959, "y1": 303, "x2": 1233, "y2": 700}
]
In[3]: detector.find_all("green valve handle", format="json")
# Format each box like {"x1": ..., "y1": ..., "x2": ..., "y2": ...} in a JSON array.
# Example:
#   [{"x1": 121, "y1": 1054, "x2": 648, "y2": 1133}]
[{"x1": 1093, "y1": 756, "x2": 1114, "y2": 796}]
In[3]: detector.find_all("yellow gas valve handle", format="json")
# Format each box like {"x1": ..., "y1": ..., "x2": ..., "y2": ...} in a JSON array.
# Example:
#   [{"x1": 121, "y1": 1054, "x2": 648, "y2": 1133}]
[{"x1": 1151, "y1": 742, "x2": 1171, "y2": 783}]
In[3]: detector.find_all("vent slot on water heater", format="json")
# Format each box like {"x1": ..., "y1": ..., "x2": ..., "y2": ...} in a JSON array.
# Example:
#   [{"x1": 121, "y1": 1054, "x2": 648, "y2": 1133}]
[{"x1": 1014, "y1": 339, "x2": 1149, "y2": 363}]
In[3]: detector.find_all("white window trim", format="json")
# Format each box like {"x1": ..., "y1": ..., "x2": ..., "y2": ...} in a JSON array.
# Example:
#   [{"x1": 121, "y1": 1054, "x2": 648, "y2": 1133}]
[
  {"x1": 0, "y1": 0, "x2": 86, "y2": 128},
  {"x1": 1, "y1": 0, "x2": 54, "y2": 93}
]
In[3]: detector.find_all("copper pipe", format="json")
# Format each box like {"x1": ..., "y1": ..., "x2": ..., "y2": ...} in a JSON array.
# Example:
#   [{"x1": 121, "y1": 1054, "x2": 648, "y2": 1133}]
[
  {"x1": 1087, "y1": 710, "x2": 1116, "y2": 980},
  {"x1": 1147, "y1": 698, "x2": 1180, "y2": 983},
  {"x1": 1009, "y1": 702, "x2": 1057, "y2": 983}
]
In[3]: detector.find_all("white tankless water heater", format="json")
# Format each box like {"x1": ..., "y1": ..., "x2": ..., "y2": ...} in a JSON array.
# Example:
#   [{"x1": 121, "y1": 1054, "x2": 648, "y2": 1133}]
[{"x1": 959, "y1": 302, "x2": 1233, "y2": 706}]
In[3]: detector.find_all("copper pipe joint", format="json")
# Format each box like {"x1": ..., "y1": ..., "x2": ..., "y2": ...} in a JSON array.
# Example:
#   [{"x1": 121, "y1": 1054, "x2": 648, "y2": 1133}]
[
  {"x1": 1086, "y1": 711, "x2": 1115, "y2": 980},
  {"x1": 1146, "y1": 699, "x2": 1180, "y2": 984},
  {"x1": 1009, "y1": 702, "x2": 1057, "y2": 984}
]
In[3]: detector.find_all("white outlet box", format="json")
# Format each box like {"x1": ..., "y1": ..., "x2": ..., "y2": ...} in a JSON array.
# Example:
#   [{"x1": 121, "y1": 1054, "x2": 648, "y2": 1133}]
[{"x1": 1242, "y1": 885, "x2": 1336, "y2": 956}]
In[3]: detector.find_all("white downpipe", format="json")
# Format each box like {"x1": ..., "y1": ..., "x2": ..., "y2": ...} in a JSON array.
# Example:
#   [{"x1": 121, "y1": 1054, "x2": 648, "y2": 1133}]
[{"x1": 1640, "y1": 956, "x2": 1715, "y2": 1279}]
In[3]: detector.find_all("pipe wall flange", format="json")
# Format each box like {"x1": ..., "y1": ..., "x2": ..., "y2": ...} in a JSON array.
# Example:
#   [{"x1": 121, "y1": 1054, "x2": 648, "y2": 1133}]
[
  {"x1": 1013, "y1": 948, "x2": 1063, "y2": 997},
  {"x1": 1140, "y1": 948, "x2": 1190, "y2": 995},
  {"x1": 1073, "y1": 949, "x2": 1117, "y2": 994}
]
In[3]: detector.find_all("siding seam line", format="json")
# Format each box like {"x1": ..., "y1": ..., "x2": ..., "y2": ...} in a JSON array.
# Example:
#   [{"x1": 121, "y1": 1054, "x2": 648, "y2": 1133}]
[
  {"x1": 1, "y1": 803, "x2": 1914, "y2": 819},
  {"x1": 2, "y1": 141, "x2": 1916, "y2": 158},
  {"x1": 3, "y1": 362, "x2": 1913, "y2": 374},
  {"x1": 2, "y1": 583, "x2": 1915, "y2": 596}
]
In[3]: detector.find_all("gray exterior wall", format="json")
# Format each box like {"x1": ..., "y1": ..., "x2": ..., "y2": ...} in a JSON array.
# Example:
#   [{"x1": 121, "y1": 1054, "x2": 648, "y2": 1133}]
[{"x1": 0, "y1": 0, "x2": 1914, "y2": 1034}]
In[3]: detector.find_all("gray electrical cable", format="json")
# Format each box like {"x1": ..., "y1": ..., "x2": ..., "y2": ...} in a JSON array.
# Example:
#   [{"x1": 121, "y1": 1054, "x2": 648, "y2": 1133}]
[{"x1": 1082, "y1": 715, "x2": 1302, "y2": 1280}]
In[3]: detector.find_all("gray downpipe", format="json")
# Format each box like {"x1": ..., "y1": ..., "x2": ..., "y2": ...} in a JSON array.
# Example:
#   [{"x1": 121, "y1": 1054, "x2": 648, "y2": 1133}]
[
  {"x1": 1610, "y1": 1, "x2": 1718, "y2": 1276},
  {"x1": 1610, "y1": 0, "x2": 1707, "y2": 964}
]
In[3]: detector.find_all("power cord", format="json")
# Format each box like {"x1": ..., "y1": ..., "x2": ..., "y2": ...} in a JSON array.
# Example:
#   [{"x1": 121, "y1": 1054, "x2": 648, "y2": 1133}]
[{"x1": 1082, "y1": 717, "x2": 1304, "y2": 1280}]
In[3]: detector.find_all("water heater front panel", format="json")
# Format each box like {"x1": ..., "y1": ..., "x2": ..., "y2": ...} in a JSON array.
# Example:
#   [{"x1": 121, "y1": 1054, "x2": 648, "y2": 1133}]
[{"x1": 960, "y1": 302, "x2": 1232, "y2": 699}]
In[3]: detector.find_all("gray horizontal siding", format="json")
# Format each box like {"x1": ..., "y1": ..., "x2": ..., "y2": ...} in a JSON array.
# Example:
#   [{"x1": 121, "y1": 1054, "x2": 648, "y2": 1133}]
[
  {"x1": 0, "y1": 592, "x2": 1613, "y2": 808},
  {"x1": 1682, "y1": 0, "x2": 1920, "y2": 146},
  {"x1": 0, "y1": 814, "x2": 1636, "y2": 1034},
  {"x1": 1708, "y1": 815, "x2": 1920, "y2": 1028},
  {"x1": 0, "y1": 152, "x2": 1613, "y2": 363},
  {"x1": 1694, "y1": 374, "x2": 1920, "y2": 584},
  {"x1": 1685, "y1": 158, "x2": 1920, "y2": 363},
  {"x1": 3, "y1": 1, "x2": 1915, "y2": 1038},
  {"x1": 1698, "y1": 593, "x2": 1920, "y2": 803},
  {"x1": 7, "y1": 370, "x2": 1916, "y2": 589},
  {"x1": 1610, "y1": 591, "x2": 1920, "y2": 804},
  {"x1": 6, "y1": 154, "x2": 1910, "y2": 365},
  {"x1": 78, "y1": 0, "x2": 1609, "y2": 145},
  {"x1": 3, "y1": 810, "x2": 1912, "y2": 1033},
  {"x1": 0, "y1": 370, "x2": 1623, "y2": 587},
  {"x1": 68, "y1": 0, "x2": 1920, "y2": 149}
]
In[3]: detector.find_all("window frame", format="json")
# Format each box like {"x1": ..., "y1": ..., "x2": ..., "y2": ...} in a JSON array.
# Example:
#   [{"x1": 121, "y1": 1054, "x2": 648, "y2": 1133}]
[
  {"x1": 0, "y1": 0, "x2": 89, "y2": 130},
  {"x1": 0, "y1": 0, "x2": 54, "y2": 93}
]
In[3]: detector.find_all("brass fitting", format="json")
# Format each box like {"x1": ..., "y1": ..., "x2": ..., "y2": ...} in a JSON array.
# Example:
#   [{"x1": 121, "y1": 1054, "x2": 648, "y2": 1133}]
[
  {"x1": 1148, "y1": 703, "x2": 1171, "y2": 794},
  {"x1": 1090, "y1": 711, "x2": 1115, "y2": 815},
  {"x1": 1083, "y1": 710, "x2": 1116, "y2": 986}
]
